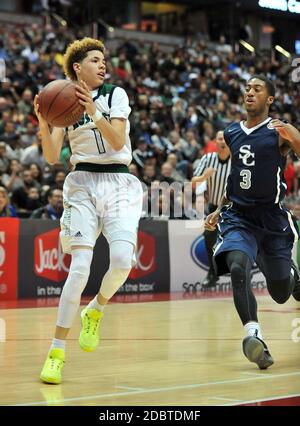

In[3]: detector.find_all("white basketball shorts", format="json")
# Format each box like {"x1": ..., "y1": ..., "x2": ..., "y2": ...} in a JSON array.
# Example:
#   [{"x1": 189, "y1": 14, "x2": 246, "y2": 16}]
[{"x1": 60, "y1": 171, "x2": 143, "y2": 256}]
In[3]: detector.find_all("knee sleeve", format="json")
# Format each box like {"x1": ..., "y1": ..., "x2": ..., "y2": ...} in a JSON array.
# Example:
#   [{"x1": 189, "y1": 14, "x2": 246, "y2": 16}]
[
  {"x1": 100, "y1": 241, "x2": 134, "y2": 300},
  {"x1": 266, "y1": 277, "x2": 292, "y2": 304},
  {"x1": 230, "y1": 263, "x2": 247, "y2": 290},
  {"x1": 226, "y1": 251, "x2": 251, "y2": 290},
  {"x1": 109, "y1": 240, "x2": 134, "y2": 271},
  {"x1": 61, "y1": 249, "x2": 93, "y2": 304},
  {"x1": 226, "y1": 250, "x2": 256, "y2": 324},
  {"x1": 57, "y1": 248, "x2": 93, "y2": 328}
]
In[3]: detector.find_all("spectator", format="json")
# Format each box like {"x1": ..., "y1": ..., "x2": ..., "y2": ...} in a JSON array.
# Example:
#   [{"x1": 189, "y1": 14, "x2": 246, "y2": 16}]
[
  {"x1": 2, "y1": 159, "x2": 24, "y2": 192},
  {"x1": 30, "y1": 188, "x2": 63, "y2": 219},
  {"x1": 26, "y1": 187, "x2": 43, "y2": 212},
  {"x1": 284, "y1": 154, "x2": 298, "y2": 197},
  {"x1": 0, "y1": 111, "x2": 13, "y2": 136},
  {"x1": 17, "y1": 89, "x2": 34, "y2": 116},
  {"x1": 29, "y1": 162, "x2": 44, "y2": 184},
  {"x1": 20, "y1": 122, "x2": 37, "y2": 148},
  {"x1": 132, "y1": 137, "x2": 155, "y2": 171},
  {"x1": 142, "y1": 164, "x2": 157, "y2": 187},
  {"x1": 53, "y1": 170, "x2": 66, "y2": 190},
  {"x1": 182, "y1": 129, "x2": 200, "y2": 163},
  {"x1": 59, "y1": 143, "x2": 72, "y2": 172},
  {"x1": 159, "y1": 162, "x2": 176, "y2": 185},
  {"x1": 21, "y1": 131, "x2": 47, "y2": 168},
  {"x1": 151, "y1": 123, "x2": 173, "y2": 159},
  {"x1": 128, "y1": 163, "x2": 140, "y2": 178},
  {"x1": 1, "y1": 122, "x2": 19, "y2": 148},
  {"x1": 166, "y1": 153, "x2": 185, "y2": 183},
  {"x1": 0, "y1": 142, "x2": 10, "y2": 173},
  {"x1": 0, "y1": 186, "x2": 18, "y2": 217},
  {"x1": 11, "y1": 169, "x2": 40, "y2": 216}
]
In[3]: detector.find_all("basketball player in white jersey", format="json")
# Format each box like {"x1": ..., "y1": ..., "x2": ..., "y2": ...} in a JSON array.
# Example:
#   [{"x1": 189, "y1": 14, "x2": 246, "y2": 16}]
[{"x1": 34, "y1": 38, "x2": 143, "y2": 384}]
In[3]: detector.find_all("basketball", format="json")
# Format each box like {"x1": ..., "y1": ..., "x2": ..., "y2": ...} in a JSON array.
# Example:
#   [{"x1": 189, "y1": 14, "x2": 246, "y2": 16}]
[{"x1": 38, "y1": 79, "x2": 85, "y2": 127}]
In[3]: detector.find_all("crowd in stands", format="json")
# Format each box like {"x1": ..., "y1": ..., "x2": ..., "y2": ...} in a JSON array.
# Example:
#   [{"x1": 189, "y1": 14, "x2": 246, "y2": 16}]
[{"x1": 0, "y1": 20, "x2": 300, "y2": 219}]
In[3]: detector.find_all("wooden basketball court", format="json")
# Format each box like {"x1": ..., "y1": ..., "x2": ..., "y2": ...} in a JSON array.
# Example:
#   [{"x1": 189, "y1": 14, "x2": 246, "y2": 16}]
[{"x1": 0, "y1": 291, "x2": 299, "y2": 406}]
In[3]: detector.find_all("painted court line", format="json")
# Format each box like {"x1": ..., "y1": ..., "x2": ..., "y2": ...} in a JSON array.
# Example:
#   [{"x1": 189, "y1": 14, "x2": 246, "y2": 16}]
[
  {"x1": 211, "y1": 396, "x2": 241, "y2": 402},
  {"x1": 12, "y1": 371, "x2": 300, "y2": 406},
  {"x1": 116, "y1": 386, "x2": 145, "y2": 391},
  {"x1": 241, "y1": 372, "x2": 272, "y2": 376}
]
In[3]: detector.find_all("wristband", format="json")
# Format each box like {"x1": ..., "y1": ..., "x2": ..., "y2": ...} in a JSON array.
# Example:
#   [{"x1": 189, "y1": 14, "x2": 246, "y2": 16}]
[{"x1": 91, "y1": 109, "x2": 103, "y2": 123}]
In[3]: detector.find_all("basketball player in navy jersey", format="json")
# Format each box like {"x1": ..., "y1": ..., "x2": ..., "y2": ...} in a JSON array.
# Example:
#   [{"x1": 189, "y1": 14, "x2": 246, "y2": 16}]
[{"x1": 204, "y1": 75, "x2": 300, "y2": 369}]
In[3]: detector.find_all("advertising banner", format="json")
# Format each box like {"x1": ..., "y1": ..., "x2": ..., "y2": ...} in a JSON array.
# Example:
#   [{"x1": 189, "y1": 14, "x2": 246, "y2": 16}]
[
  {"x1": 18, "y1": 219, "x2": 170, "y2": 298},
  {"x1": 168, "y1": 220, "x2": 266, "y2": 293},
  {"x1": 117, "y1": 220, "x2": 170, "y2": 294},
  {"x1": 0, "y1": 218, "x2": 19, "y2": 301},
  {"x1": 18, "y1": 220, "x2": 71, "y2": 298}
]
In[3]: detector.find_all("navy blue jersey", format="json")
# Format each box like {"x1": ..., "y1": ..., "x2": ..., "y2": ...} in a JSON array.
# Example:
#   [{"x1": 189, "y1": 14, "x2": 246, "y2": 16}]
[{"x1": 224, "y1": 117, "x2": 287, "y2": 207}]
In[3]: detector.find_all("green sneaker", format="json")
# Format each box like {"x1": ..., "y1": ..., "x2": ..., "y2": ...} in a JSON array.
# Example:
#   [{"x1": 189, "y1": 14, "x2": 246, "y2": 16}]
[
  {"x1": 79, "y1": 308, "x2": 104, "y2": 352},
  {"x1": 40, "y1": 348, "x2": 65, "y2": 384}
]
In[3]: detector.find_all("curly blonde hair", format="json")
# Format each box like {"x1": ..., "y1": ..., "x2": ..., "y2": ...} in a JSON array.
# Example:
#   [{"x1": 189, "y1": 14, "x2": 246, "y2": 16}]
[{"x1": 63, "y1": 37, "x2": 105, "y2": 81}]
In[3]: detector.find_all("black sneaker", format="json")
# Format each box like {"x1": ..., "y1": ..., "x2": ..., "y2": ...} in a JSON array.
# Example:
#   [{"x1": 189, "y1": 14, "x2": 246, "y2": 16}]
[
  {"x1": 242, "y1": 335, "x2": 274, "y2": 370},
  {"x1": 291, "y1": 260, "x2": 300, "y2": 301},
  {"x1": 201, "y1": 273, "x2": 219, "y2": 289}
]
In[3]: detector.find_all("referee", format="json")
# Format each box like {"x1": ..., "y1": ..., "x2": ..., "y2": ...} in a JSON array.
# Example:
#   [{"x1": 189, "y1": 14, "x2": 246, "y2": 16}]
[{"x1": 192, "y1": 130, "x2": 231, "y2": 288}]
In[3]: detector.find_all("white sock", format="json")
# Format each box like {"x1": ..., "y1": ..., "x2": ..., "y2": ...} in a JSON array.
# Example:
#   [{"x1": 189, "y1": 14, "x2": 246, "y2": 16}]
[
  {"x1": 87, "y1": 296, "x2": 106, "y2": 312},
  {"x1": 51, "y1": 338, "x2": 66, "y2": 351},
  {"x1": 244, "y1": 322, "x2": 263, "y2": 340}
]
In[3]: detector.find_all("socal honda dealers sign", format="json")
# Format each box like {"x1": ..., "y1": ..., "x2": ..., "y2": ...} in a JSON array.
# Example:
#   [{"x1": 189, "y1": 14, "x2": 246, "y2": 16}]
[{"x1": 168, "y1": 220, "x2": 266, "y2": 293}]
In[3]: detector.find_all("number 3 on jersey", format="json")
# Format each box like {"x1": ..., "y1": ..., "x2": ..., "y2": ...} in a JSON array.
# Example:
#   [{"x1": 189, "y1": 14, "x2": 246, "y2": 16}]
[
  {"x1": 240, "y1": 169, "x2": 251, "y2": 189},
  {"x1": 91, "y1": 127, "x2": 106, "y2": 154}
]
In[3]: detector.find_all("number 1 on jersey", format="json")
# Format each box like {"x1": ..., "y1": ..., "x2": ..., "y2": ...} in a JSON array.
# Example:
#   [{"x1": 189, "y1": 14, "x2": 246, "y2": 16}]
[{"x1": 91, "y1": 127, "x2": 106, "y2": 154}]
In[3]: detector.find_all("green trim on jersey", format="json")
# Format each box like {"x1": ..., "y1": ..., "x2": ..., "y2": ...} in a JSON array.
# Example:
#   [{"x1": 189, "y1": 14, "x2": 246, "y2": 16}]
[
  {"x1": 71, "y1": 84, "x2": 117, "y2": 130},
  {"x1": 93, "y1": 83, "x2": 116, "y2": 101},
  {"x1": 75, "y1": 162, "x2": 129, "y2": 173}
]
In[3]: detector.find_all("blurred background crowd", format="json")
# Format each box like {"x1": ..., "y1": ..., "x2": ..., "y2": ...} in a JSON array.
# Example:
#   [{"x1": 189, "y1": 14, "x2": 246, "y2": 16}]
[{"x1": 0, "y1": 0, "x2": 300, "y2": 219}]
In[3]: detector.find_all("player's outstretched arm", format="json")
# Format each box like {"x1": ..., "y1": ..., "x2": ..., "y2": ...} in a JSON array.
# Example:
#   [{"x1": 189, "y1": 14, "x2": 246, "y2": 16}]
[
  {"x1": 272, "y1": 119, "x2": 300, "y2": 157},
  {"x1": 34, "y1": 95, "x2": 65, "y2": 164},
  {"x1": 204, "y1": 194, "x2": 229, "y2": 231}
]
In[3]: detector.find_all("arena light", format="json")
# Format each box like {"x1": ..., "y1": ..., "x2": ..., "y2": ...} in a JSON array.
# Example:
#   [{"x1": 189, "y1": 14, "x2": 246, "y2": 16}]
[
  {"x1": 275, "y1": 44, "x2": 291, "y2": 57},
  {"x1": 239, "y1": 40, "x2": 255, "y2": 53},
  {"x1": 258, "y1": 0, "x2": 300, "y2": 13},
  {"x1": 98, "y1": 18, "x2": 114, "y2": 33},
  {"x1": 51, "y1": 12, "x2": 67, "y2": 27}
]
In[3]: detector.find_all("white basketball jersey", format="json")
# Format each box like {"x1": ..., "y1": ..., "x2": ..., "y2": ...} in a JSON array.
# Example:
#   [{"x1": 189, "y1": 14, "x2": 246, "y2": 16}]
[{"x1": 66, "y1": 84, "x2": 132, "y2": 166}]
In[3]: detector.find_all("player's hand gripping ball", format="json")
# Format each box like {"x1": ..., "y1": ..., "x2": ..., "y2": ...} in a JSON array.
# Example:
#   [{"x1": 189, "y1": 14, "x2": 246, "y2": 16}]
[{"x1": 38, "y1": 79, "x2": 85, "y2": 127}]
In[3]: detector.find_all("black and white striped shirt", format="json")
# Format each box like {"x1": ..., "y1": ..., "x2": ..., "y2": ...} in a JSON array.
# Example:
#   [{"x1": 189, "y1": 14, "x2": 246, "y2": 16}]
[{"x1": 194, "y1": 152, "x2": 231, "y2": 205}]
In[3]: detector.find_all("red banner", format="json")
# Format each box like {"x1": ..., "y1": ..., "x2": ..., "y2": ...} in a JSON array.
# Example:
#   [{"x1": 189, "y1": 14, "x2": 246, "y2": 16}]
[
  {"x1": 129, "y1": 231, "x2": 157, "y2": 280},
  {"x1": 0, "y1": 218, "x2": 19, "y2": 301},
  {"x1": 34, "y1": 228, "x2": 71, "y2": 283}
]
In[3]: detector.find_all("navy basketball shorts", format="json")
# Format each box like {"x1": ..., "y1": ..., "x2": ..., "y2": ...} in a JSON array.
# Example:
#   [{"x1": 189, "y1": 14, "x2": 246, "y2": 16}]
[{"x1": 213, "y1": 204, "x2": 299, "y2": 280}]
